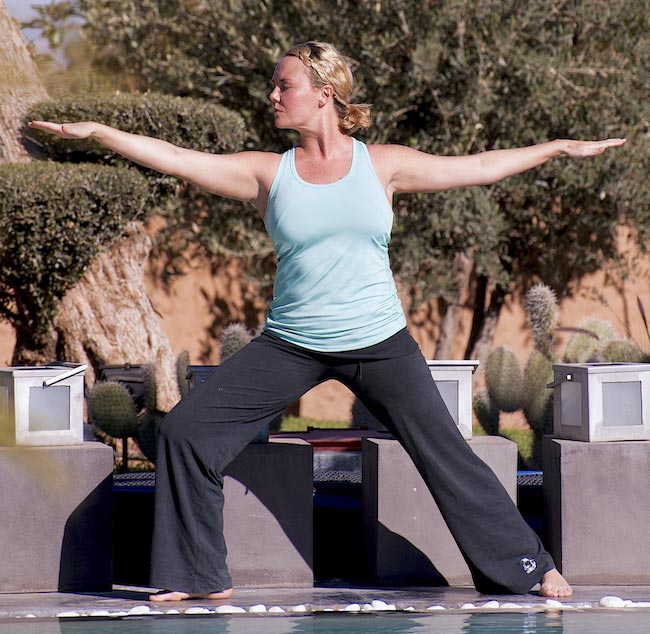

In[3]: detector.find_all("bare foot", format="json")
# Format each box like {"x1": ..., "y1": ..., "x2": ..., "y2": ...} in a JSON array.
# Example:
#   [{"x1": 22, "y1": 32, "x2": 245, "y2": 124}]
[
  {"x1": 149, "y1": 588, "x2": 233, "y2": 602},
  {"x1": 539, "y1": 569, "x2": 573, "y2": 598}
]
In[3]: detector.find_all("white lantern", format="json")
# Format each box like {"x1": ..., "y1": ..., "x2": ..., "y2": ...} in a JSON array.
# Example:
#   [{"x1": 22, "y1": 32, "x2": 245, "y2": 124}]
[
  {"x1": 552, "y1": 362, "x2": 650, "y2": 442},
  {"x1": 0, "y1": 364, "x2": 86, "y2": 446},
  {"x1": 426, "y1": 360, "x2": 480, "y2": 439}
]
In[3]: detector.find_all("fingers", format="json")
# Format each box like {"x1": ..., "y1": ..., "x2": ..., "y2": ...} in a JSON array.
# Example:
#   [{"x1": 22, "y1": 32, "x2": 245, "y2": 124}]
[{"x1": 27, "y1": 120, "x2": 92, "y2": 140}]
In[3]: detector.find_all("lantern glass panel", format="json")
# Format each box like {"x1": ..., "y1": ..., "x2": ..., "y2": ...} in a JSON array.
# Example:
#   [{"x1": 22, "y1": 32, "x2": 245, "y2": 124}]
[
  {"x1": 29, "y1": 385, "x2": 70, "y2": 432},
  {"x1": 602, "y1": 381, "x2": 642, "y2": 427}
]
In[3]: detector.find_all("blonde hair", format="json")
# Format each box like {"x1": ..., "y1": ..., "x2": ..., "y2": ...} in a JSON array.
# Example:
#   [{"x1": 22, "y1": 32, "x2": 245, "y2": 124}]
[{"x1": 285, "y1": 41, "x2": 372, "y2": 134}]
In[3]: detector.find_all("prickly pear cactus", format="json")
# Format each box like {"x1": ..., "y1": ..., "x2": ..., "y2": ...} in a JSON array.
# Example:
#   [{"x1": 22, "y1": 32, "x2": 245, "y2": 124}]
[
  {"x1": 485, "y1": 346, "x2": 525, "y2": 413},
  {"x1": 524, "y1": 284, "x2": 558, "y2": 358},
  {"x1": 220, "y1": 323, "x2": 252, "y2": 363},
  {"x1": 88, "y1": 381, "x2": 138, "y2": 439}
]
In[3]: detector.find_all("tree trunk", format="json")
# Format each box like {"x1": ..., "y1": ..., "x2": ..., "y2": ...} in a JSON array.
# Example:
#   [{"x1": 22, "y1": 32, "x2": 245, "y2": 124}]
[
  {"x1": 56, "y1": 223, "x2": 181, "y2": 412},
  {"x1": 434, "y1": 251, "x2": 474, "y2": 359},
  {"x1": 0, "y1": 0, "x2": 48, "y2": 163},
  {"x1": 466, "y1": 283, "x2": 507, "y2": 386}
]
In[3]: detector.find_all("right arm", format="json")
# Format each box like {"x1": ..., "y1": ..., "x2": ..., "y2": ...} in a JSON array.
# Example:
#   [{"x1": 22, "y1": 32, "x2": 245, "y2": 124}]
[{"x1": 28, "y1": 121, "x2": 278, "y2": 212}]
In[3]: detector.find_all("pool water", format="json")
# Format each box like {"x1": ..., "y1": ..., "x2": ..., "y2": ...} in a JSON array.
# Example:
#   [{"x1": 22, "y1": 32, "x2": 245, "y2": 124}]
[{"x1": 1, "y1": 611, "x2": 649, "y2": 634}]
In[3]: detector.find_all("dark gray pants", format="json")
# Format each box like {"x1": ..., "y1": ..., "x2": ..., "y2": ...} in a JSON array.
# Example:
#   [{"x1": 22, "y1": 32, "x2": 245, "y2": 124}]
[{"x1": 150, "y1": 328, "x2": 554, "y2": 594}]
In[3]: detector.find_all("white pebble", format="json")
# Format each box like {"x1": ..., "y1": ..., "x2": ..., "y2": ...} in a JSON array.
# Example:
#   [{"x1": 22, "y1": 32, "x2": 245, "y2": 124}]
[
  {"x1": 544, "y1": 599, "x2": 563, "y2": 609},
  {"x1": 213, "y1": 605, "x2": 245, "y2": 614},
  {"x1": 426, "y1": 605, "x2": 446, "y2": 611},
  {"x1": 630, "y1": 601, "x2": 650, "y2": 607},
  {"x1": 24, "y1": 615, "x2": 36, "y2": 618},
  {"x1": 404, "y1": 606, "x2": 415, "y2": 611},
  {"x1": 185, "y1": 607, "x2": 212, "y2": 614},
  {"x1": 343, "y1": 604, "x2": 361, "y2": 612},
  {"x1": 500, "y1": 602, "x2": 522, "y2": 609},
  {"x1": 128, "y1": 606, "x2": 151, "y2": 616},
  {"x1": 109, "y1": 612, "x2": 128, "y2": 617},
  {"x1": 599, "y1": 596, "x2": 626, "y2": 608},
  {"x1": 481, "y1": 601, "x2": 500, "y2": 609},
  {"x1": 461, "y1": 603, "x2": 476, "y2": 610},
  {"x1": 56, "y1": 612, "x2": 80, "y2": 618},
  {"x1": 89, "y1": 611, "x2": 112, "y2": 617},
  {"x1": 291, "y1": 605, "x2": 307, "y2": 613},
  {"x1": 166, "y1": 609, "x2": 180, "y2": 614},
  {"x1": 370, "y1": 600, "x2": 396, "y2": 611},
  {"x1": 248, "y1": 604, "x2": 267, "y2": 613},
  {"x1": 362, "y1": 604, "x2": 374, "y2": 611},
  {"x1": 268, "y1": 606, "x2": 285, "y2": 613}
]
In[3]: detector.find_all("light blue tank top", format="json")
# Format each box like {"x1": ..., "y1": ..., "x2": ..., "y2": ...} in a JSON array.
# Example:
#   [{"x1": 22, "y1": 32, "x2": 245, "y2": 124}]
[{"x1": 263, "y1": 138, "x2": 406, "y2": 352}]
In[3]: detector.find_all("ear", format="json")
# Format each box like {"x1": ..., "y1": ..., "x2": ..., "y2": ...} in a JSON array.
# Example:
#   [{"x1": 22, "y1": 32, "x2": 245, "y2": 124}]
[{"x1": 318, "y1": 85, "x2": 334, "y2": 107}]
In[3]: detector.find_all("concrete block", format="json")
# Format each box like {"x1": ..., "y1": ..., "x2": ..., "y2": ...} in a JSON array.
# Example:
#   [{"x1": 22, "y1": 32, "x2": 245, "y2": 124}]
[
  {"x1": 363, "y1": 436, "x2": 517, "y2": 586},
  {"x1": 0, "y1": 443, "x2": 113, "y2": 592},
  {"x1": 543, "y1": 437, "x2": 650, "y2": 583},
  {"x1": 223, "y1": 438, "x2": 314, "y2": 587}
]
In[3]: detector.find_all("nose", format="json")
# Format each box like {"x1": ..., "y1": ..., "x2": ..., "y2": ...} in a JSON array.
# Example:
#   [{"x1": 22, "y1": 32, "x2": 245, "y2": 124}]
[{"x1": 269, "y1": 85, "x2": 280, "y2": 103}]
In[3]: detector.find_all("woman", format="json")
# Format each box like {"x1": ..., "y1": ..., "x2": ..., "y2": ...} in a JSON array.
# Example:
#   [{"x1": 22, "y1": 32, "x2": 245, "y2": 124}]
[{"x1": 30, "y1": 41, "x2": 624, "y2": 601}]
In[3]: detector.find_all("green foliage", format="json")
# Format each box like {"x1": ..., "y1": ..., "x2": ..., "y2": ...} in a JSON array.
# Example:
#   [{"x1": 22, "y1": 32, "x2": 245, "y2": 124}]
[
  {"x1": 88, "y1": 381, "x2": 138, "y2": 438},
  {"x1": 0, "y1": 161, "x2": 149, "y2": 345},
  {"x1": 77, "y1": 0, "x2": 650, "y2": 312},
  {"x1": 143, "y1": 363, "x2": 157, "y2": 411},
  {"x1": 524, "y1": 284, "x2": 558, "y2": 359},
  {"x1": 485, "y1": 346, "x2": 525, "y2": 413},
  {"x1": 563, "y1": 317, "x2": 618, "y2": 363},
  {"x1": 219, "y1": 323, "x2": 252, "y2": 363}
]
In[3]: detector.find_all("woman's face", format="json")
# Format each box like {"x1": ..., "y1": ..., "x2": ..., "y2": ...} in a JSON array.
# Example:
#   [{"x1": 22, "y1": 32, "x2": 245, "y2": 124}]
[{"x1": 269, "y1": 56, "x2": 322, "y2": 130}]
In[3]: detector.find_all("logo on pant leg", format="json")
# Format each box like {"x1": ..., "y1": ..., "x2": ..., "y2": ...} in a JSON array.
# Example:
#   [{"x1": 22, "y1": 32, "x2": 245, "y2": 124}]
[{"x1": 521, "y1": 557, "x2": 537, "y2": 574}]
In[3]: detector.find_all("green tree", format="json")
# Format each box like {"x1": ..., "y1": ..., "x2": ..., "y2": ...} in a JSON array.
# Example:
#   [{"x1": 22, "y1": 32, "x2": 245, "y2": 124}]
[{"x1": 38, "y1": 1, "x2": 650, "y2": 361}]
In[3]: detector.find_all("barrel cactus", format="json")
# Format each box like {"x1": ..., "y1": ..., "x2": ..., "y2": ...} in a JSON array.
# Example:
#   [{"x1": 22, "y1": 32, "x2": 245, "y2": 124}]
[{"x1": 88, "y1": 381, "x2": 139, "y2": 472}]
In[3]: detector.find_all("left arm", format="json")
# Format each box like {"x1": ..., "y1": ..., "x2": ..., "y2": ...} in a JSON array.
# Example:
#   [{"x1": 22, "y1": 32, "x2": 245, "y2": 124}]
[{"x1": 369, "y1": 138, "x2": 626, "y2": 197}]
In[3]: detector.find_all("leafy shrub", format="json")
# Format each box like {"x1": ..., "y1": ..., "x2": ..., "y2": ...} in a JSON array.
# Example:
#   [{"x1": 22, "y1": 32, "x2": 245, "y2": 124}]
[{"x1": 0, "y1": 161, "x2": 149, "y2": 343}]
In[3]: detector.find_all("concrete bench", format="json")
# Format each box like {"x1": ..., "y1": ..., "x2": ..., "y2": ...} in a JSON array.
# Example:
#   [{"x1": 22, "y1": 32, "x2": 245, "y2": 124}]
[
  {"x1": 0, "y1": 443, "x2": 113, "y2": 592},
  {"x1": 362, "y1": 436, "x2": 518, "y2": 586},
  {"x1": 543, "y1": 437, "x2": 650, "y2": 584}
]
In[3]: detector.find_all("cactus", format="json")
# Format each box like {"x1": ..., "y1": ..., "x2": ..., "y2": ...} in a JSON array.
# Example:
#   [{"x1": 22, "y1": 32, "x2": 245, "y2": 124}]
[
  {"x1": 563, "y1": 317, "x2": 617, "y2": 363},
  {"x1": 473, "y1": 389, "x2": 500, "y2": 436},
  {"x1": 524, "y1": 284, "x2": 558, "y2": 358},
  {"x1": 88, "y1": 381, "x2": 138, "y2": 439},
  {"x1": 220, "y1": 323, "x2": 252, "y2": 363},
  {"x1": 136, "y1": 411, "x2": 164, "y2": 462},
  {"x1": 600, "y1": 338, "x2": 647, "y2": 363},
  {"x1": 522, "y1": 351, "x2": 555, "y2": 433},
  {"x1": 176, "y1": 349, "x2": 190, "y2": 396},
  {"x1": 484, "y1": 346, "x2": 525, "y2": 413},
  {"x1": 88, "y1": 381, "x2": 139, "y2": 472},
  {"x1": 143, "y1": 363, "x2": 157, "y2": 411}
]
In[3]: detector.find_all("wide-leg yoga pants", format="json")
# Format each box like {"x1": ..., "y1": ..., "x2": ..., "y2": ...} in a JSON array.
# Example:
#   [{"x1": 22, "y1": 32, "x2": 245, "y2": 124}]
[{"x1": 150, "y1": 328, "x2": 554, "y2": 594}]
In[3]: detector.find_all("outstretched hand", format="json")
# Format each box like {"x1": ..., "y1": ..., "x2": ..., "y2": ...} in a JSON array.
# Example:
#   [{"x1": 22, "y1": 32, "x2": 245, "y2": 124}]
[
  {"x1": 563, "y1": 137, "x2": 626, "y2": 159},
  {"x1": 28, "y1": 120, "x2": 97, "y2": 140}
]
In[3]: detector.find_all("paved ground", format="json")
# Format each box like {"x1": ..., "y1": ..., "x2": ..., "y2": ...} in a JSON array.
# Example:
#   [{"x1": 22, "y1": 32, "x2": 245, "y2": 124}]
[{"x1": 1, "y1": 584, "x2": 650, "y2": 618}]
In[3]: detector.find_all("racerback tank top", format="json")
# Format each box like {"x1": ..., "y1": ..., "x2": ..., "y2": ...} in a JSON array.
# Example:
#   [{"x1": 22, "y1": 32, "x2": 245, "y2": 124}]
[{"x1": 263, "y1": 137, "x2": 406, "y2": 352}]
